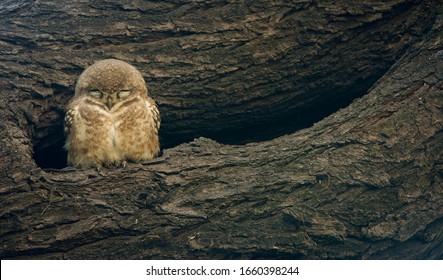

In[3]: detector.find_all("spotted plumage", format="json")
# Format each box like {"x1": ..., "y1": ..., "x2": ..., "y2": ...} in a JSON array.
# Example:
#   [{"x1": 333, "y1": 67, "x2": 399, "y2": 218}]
[{"x1": 64, "y1": 59, "x2": 160, "y2": 168}]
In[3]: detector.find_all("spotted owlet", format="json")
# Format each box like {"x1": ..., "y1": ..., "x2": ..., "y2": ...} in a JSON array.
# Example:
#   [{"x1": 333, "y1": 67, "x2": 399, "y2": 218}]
[{"x1": 64, "y1": 59, "x2": 160, "y2": 168}]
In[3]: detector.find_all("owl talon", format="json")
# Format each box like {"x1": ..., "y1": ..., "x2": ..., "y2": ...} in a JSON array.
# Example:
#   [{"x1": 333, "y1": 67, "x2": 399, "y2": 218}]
[
  {"x1": 95, "y1": 163, "x2": 103, "y2": 172},
  {"x1": 116, "y1": 161, "x2": 125, "y2": 168},
  {"x1": 95, "y1": 163, "x2": 108, "y2": 176}
]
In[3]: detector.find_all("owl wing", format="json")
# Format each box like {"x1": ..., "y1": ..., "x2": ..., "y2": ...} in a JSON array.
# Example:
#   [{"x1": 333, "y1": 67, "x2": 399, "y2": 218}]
[
  {"x1": 147, "y1": 97, "x2": 161, "y2": 132},
  {"x1": 64, "y1": 102, "x2": 78, "y2": 136}
]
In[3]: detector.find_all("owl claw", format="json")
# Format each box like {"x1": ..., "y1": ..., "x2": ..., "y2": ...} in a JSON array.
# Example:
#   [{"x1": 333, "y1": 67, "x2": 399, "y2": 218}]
[
  {"x1": 108, "y1": 161, "x2": 127, "y2": 168},
  {"x1": 115, "y1": 161, "x2": 126, "y2": 168},
  {"x1": 95, "y1": 163, "x2": 109, "y2": 177},
  {"x1": 95, "y1": 163, "x2": 103, "y2": 172}
]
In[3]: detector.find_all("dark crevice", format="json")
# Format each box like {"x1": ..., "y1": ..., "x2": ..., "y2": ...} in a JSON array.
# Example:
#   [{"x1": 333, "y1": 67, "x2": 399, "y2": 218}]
[
  {"x1": 33, "y1": 137, "x2": 67, "y2": 169},
  {"x1": 161, "y1": 72, "x2": 384, "y2": 147}
]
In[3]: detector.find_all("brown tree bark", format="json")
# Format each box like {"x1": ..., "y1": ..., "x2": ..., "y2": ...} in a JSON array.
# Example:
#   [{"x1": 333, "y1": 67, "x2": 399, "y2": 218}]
[{"x1": 0, "y1": 0, "x2": 442, "y2": 259}]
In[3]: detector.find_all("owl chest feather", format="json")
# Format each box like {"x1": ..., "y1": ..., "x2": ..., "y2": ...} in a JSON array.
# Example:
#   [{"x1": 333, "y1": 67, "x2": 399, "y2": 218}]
[
  {"x1": 66, "y1": 95, "x2": 159, "y2": 166},
  {"x1": 111, "y1": 103, "x2": 143, "y2": 145}
]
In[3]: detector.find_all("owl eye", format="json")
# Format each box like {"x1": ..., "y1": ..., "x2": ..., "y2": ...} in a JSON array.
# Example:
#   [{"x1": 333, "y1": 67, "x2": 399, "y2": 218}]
[
  {"x1": 89, "y1": 90, "x2": 102, "y2": 98},
  {"x1": 118, "y1": 89, "x2": 131, "y2": 98}
]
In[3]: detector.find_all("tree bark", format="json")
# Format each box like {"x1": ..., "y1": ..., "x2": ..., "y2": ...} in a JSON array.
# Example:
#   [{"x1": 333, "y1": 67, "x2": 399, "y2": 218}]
[{"x1": 0, "y1": 0, "x2": 442, "y2": 259}]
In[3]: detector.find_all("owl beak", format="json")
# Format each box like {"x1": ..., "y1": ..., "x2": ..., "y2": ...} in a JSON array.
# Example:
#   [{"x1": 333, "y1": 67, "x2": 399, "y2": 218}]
[{"x1": 105, "y1": 96, "x2": 115, "y2": 110}]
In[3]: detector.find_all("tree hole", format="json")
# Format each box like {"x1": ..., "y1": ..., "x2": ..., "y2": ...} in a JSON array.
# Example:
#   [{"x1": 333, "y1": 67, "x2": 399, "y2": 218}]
[{"x1": 32, "y1": 124, "x2": 68, "y2": 169}]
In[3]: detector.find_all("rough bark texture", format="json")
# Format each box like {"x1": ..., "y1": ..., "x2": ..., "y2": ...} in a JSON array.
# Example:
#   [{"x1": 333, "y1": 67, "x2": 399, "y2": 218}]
[{"x1": 0, "y1": 0, "x2": 442, "y2": 259}]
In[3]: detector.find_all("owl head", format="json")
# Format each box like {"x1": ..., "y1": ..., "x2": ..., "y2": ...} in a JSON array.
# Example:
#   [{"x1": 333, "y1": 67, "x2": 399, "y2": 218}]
[{"x1": 75, "y1": 59, "x2": 147, "y2": 110}]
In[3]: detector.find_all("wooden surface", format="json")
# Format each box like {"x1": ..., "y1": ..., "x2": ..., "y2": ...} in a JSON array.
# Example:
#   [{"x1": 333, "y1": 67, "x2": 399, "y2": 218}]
[{"x1": 0, "y1": 0, "x2": 441, "y2": 259}]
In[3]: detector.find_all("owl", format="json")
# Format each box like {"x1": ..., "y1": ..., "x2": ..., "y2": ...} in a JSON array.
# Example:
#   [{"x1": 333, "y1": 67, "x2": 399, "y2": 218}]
[{"x1": 64, "y1": 59, "x2": 160, "y2": 169}]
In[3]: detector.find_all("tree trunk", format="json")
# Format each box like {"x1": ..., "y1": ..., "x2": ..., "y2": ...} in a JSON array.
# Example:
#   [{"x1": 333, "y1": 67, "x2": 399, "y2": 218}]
[{"x1": 0, "y1": 0, "x2": 442, "y2": 259}]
